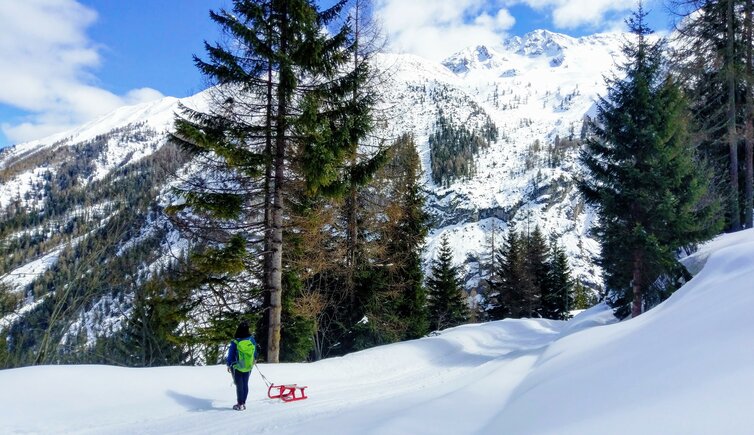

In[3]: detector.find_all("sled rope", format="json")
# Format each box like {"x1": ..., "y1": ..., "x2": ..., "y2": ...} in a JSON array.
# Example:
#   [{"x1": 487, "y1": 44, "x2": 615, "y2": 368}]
[{"x1": 255, "y1": 363, "x2": 272, "y2": 387}]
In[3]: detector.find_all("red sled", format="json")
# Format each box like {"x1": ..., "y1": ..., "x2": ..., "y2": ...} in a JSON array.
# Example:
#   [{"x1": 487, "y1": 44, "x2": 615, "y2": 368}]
[{"x1": 267, "y1": 383, "x2": 308, "y2": 402}]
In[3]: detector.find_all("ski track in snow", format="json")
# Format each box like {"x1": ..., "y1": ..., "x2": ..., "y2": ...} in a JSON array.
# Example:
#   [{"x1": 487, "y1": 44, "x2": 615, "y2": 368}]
[{"x1": 0, "y1": 318, "x2": 566, "y2": 435}]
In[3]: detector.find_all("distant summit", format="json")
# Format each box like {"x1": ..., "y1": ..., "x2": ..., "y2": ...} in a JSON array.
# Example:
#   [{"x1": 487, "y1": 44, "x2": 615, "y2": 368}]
[
  {"x1": 441, "y1": 45, "x2": 506, "y2": 74},
  {"x1": 502, "y1": 29, "x2": 575, "y2": 57},
  {"x1": 442, "y1": 30, "x2": 624, "y2": 76}
]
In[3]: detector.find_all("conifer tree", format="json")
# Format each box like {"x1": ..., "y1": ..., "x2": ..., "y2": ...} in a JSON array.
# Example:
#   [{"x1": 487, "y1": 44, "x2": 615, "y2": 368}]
[
  {"x1": 169, "y1": 0, "x2": 373, "y2": 362},
  {"x1": 524, "y1": 225, "x2": 549, "y2": 317},
  {"x1": 542, "y1": 237, "x2": 574, "y2": 320},
  {"x1": 572, "y1": 281, "x2": 593, "y2": 311},
  {"x1": 488, "y1": 226, "x2": 526, "y2": 319},
  {"x1": 385, "y1": 135, "x2": 430, "y2": 339},
  {"x1": 119, "y1": 280, "x2": 185, "y2": 367},
  {"x1": 427, "y1": 234, "x2": 469, "y2": 331},
  {"x1": 580, "y1": 7, "x2": 721, "y2": 318},
  {"x1": 671, "y1": 0, "x2": 749, "y2": 231}
]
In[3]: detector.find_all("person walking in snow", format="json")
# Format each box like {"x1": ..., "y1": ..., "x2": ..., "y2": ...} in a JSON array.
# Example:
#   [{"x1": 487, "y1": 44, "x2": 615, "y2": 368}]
[{"x1": 226, "y1": 321, "x2": 259, "y2": 410}]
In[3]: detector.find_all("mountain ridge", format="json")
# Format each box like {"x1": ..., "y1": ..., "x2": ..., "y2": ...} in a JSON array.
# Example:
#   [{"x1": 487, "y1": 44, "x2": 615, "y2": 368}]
[{"x1": 0, "y1": 29, "x2": 628, "y2": 357}]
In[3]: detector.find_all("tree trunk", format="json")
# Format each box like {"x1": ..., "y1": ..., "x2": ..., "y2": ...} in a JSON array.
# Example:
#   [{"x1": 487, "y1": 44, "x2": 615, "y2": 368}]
[
  {"x1": 267, "y1": 5, "x2": 289, "y2": 364},
  {"x1": 346, "y1": 186, "x2": 357, "y2": 305},
  {"x1": 728, "y1": 0, "x2": 742, "y2": 231},
  {"x1": 746, "y1": 0, "x2": 754, "y2": 228},
  {"x1": 263, "y1": 36, "x2": 274, "y2": 356},
  {"x1": 345, "y1": 0, "x2": 361, "y2": 306},
  {"x1": 631, "y1": 251, "x2": 643, "y2": 318},
  {"x1": 267, "y1": 117, "x2": 284, "y2": 364}
]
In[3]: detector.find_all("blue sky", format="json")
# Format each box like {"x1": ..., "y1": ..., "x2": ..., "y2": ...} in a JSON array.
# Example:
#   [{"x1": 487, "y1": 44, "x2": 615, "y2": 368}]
[{"x1": 0, "y1": 0, "x2": 673, "y2": 148}]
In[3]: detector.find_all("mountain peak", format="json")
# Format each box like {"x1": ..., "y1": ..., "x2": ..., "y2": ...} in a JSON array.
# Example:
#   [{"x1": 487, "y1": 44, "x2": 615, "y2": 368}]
[
  {"x1": 503, "y1": 29, "x2": 575, "y2": 57},
  {"x1": 441, "y1": 45, "x2": 505, "y2": 74}
]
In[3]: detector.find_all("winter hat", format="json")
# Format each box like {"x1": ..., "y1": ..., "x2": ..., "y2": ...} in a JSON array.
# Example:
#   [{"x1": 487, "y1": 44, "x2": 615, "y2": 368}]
[{"x1": 234, "y1": 321, "x2": 251, "y2": 339}]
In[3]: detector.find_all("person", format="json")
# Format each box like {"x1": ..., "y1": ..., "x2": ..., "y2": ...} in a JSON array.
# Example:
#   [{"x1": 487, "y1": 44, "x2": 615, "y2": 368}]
[{"x1": 226, "y1": 321, "x2": 259, "y2": 411}]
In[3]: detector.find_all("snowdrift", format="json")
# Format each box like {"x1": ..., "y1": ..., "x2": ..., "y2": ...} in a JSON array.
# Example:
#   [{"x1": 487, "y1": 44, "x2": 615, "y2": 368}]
[{"x1": 1, "y1": 230, "x2": 753, "y2": 434}]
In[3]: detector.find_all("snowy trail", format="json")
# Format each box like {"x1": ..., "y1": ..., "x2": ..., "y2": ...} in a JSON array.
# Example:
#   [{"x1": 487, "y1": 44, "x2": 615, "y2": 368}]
[
  {"x1": 3, "y1": 229, "x2": 754, "y2": 434},
  {"x1": 0, "y1": 319, "x2": 566, "y2": 435}
]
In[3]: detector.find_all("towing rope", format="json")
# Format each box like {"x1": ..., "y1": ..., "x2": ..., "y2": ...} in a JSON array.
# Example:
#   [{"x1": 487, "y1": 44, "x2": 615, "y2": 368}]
[{"x1": 255, "y1": 363, "x2": 272, "y2": 388}]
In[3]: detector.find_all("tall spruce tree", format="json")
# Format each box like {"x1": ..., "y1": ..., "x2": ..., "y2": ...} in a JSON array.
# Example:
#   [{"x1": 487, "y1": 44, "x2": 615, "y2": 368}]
[
  {"x1": 170, "y1": 0, "x2": 373, "y2": 362},
  {"x1": 580, "y1": 6, "x2": 721, "y2": 318},
  {"x1": 542, "y1": 237, "x2": 574, "y2": 320},
  {"x1": 386, "y1": 135, "x2": 430, "y2": 339},
  {"x1": 488, "y1": 226, "x2": 526, "y2": 319},
  {"x1": 524, "y1": 225, "x2": 549, "y2": 317},
  {"x1": 427, "y1": 234, "x2": 469, "y2": 331}
]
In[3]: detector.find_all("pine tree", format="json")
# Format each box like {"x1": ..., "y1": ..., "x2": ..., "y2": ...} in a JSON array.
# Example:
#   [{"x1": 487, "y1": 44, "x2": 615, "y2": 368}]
[
  {"x1": 572, "y1": 281, "x2": 593, "y2": 311},
  {"x1": 524, "y1": 225, "x2": 549, "y2": 317},
  {"x1": 386, "y1": 135, "x2": 430, "y2": 339},
  {"x1": 488, "y1": 226, "x2": 527, "y2": 319},
  {"x1": 479, "y1": 221, "x2": 500, "y2": 285},
  {"x1": 304, "y1": 134, "x2": 425, "y2": 359},
  {"x1": 671, "y1": 0, "x2": 748, "y2": 231},
  {"x1": 170, "y1": 0, "x2": 373, "y2": 362},
  {"x1": 542, "y1": 237, "x2": 574, "y2": 320},
  {"x1": 119, "y1": 280, "x2": 186, "y2": 367},
  {"x1": 579, "y1": 6, "x2": 721, "y2": 318},
  {"x1": 427, "y1": 235, "x2": 469, "y2": 331}
]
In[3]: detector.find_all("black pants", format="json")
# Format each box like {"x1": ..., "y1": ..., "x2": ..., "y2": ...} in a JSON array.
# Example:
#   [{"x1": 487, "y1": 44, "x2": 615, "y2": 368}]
[{"x1": 233, "y1": 369, "x2": 251, "y2": 405}]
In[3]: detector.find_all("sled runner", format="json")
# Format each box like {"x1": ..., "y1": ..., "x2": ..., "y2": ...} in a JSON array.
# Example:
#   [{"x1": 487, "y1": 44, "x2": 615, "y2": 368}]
[{"x1": 267, "y1": 383, "x2": 308, "y2": 402}]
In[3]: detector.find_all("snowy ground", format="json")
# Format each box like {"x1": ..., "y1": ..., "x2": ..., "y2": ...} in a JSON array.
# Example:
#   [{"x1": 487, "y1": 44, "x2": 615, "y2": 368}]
[{"x1": 2, "y1": 229, "x2": 754, "y2": 434}]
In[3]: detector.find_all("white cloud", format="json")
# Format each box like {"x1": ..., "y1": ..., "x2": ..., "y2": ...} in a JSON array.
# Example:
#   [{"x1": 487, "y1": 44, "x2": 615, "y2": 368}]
[
  {"x1": 475, "y1": 8, "x2": 517, "y2": 30},
  {"x1": 373, "y1": 0, "x2": 643, "y2": 61},
  {"x1": 0, "y1": 0, "x2": 164, "y2": 144},
  {"x1": 506, "y1": 0, "x2": 635, "y2": 29},
  {"x1": 375, "y1": 0, "x2": 516, "y2": 61}
]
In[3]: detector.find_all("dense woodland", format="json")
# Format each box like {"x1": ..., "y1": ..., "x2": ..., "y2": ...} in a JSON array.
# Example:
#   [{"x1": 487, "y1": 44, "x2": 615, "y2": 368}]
[
  {"x1": 429, "y1": 111, "x2": 499, "y2": 187},
  {"x1": 1, "y1": 0, "x2": 754, "y2": 368}
]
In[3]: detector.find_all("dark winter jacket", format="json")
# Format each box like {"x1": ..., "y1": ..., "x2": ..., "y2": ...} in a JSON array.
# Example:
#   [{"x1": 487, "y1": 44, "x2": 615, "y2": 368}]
[{"x1": 226, "y1": 336, "x2": 259, "y2": 367}]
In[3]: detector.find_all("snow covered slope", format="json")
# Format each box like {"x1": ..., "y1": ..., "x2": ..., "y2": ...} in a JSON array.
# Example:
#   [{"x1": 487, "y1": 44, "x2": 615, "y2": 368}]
[
  {"x1": 1, "y1": 28, "x2": 623, "y2": 275},
  {"x1": 1, "y1": 229, "x2": 752, "y2": 434},
  {"x1": 1, "y1": 29, "x2": 626, "y2": 350},
  {"x1": 374, "y1": 31, "x2": 626, "y2": 287}
]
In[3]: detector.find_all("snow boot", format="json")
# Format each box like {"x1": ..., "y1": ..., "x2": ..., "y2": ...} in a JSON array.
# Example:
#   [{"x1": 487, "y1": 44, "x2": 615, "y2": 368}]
[{"x1": 232, "y1": 404, "x2": 246, "y2": 411}]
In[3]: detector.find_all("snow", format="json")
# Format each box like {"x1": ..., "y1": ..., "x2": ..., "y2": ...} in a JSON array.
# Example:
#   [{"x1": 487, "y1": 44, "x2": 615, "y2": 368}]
[
  {"x1": 1, "y1": 96, "x2": 178, "y2": 162},
  {"x1": 2, "y1": 229, "x2": 753, "y2": 434},
  {"x1": 2, "y1": 29, "x2": 626, "y2": 305},
  {"x1": 0, "y1": 246, "x2": 64, "y2": 292},
  {"x1": 0, "y1": 294, "x2": 50, "y2": 330},
  {"x1": 368, "y1": 31, "x2": 631, "y2": 288},
  {"x1": 0, "y1": 166, "x2": 50, "y2": 210}
]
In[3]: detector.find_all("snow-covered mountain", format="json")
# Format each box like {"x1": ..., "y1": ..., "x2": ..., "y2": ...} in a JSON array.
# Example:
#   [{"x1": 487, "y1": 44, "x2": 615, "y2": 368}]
[
  {"x1": 2, "y1": 229, "x2": 753, "y2": 434},
  {"x1": 0, "y1": 30, "x2": 627, "y2": 353}
]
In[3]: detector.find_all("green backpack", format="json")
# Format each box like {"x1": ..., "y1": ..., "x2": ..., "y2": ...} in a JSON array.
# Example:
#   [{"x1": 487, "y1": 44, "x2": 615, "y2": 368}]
[{"x1": 233, "y1": 338, "x2": 256, "y2": 373}]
